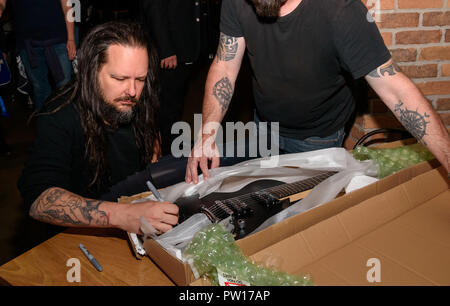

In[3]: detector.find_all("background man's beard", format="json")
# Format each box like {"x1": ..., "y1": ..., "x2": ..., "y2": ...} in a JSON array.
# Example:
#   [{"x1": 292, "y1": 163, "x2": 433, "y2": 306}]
[
  {"x1": 252, "y1": 0, "x2": 287, "y2": 18},
  {"x1": 101, "y1": 95, "x2": 137, "y2": 126}
]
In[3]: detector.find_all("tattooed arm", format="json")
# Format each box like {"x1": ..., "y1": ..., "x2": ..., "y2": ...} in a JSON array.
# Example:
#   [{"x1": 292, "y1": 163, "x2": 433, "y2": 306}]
[
  {"x1": 365, "y1": 58, "x2": 450, "y2": 172},
  {"x1": 29, "y1": 187, "x2": 179, "y2": 234},
  {"x1": 203, "y1": 33, "x2": 246, "y2": 124},
  {"x1": 185, "y1": 32, "x2": 246, "y2": 183}
]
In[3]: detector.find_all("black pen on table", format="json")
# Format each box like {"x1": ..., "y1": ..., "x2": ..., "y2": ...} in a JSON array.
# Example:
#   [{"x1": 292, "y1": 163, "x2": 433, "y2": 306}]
[{"x1": 79, "y1": 243, "x2": 103, "y2": 272}]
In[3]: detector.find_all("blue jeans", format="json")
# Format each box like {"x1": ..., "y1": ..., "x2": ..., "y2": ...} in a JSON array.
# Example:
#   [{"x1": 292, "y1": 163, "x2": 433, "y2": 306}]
[
  {"x1": 254, "y1": 111, "x2": 345, "y2": 154},
  {"x1": 19, "y1": 43, "x2": 73, "y2": 110},
  {"x1": 278, "y1": 128, "x2": 345, "y2": 154}
]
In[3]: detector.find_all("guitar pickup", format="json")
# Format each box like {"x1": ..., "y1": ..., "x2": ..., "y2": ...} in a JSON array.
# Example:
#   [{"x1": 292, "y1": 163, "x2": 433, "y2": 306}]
[
  {"x1": 222, "y1": 199, "x2": 253, "y2": 218},
  {"x1": 252, "y1": 191, "x2": 280, "y2": 208}
]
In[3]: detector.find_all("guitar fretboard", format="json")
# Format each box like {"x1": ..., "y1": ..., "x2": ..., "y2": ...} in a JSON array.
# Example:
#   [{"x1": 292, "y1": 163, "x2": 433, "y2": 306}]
[
  {"x1": 203, "y1": 171, "x2": 338, "y2": 222},
  {"x1": 267, "y1": 171, "x2": 337, "y2": 199}
]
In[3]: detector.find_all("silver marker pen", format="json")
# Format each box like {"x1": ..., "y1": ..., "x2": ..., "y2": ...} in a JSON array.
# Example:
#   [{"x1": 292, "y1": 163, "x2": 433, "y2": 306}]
[
  {"x1": 79, "y1": 243, "x2": 103, "y2": 272},
  {"x1": 146, "y1": 180, "x2": 164, "y2": 202}
]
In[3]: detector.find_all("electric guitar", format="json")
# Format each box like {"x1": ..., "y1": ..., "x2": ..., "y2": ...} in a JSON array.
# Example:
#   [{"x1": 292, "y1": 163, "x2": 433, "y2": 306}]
[
  {"x1": 175, "y1": 170, "x2": 337, "y2": 239},
  {"x1": 127, "y1": 170, "x2": 337, "y2": 258}
]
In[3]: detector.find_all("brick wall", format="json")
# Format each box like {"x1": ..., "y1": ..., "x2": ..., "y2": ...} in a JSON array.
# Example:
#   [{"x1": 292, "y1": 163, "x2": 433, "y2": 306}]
[{"x1": 344, "y1": 0, "x2": 450, "y2": 149}]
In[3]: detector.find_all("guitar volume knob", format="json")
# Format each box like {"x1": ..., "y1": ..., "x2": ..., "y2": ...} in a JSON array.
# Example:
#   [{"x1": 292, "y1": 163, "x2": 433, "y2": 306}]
[{"x1": 238, "y1": 219, "x2": 246, "y2": 229}]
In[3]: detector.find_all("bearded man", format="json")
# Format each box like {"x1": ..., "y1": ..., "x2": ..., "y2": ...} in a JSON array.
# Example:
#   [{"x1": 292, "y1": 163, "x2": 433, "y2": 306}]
[
  {"x1": 18, "y1": 22, "x2": 179, "y2": 234},
  {"x1": 185, "y1": 0, "x2": 450, "y2": 184}
]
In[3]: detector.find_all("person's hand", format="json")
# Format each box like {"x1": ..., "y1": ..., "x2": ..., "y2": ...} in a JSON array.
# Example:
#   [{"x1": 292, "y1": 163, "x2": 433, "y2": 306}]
[
  {"x1": 185, "y1": 135, "x2": 220, "y2": 184},
  {"x1": 66, "y1": 40, "x2": 77, "y2": 61},
  {"x1": 112, "y1": 201, "x2": 179, "y2": 234},
  {"x1": 151, "y1": 152, "x2": 160, "y2": 163},
  {"x1": 151, "y1": 140, "x2": 161, "y2": 163},
  {"x1": 161, "y1": 55, "x2": 177, "y2": 69}
]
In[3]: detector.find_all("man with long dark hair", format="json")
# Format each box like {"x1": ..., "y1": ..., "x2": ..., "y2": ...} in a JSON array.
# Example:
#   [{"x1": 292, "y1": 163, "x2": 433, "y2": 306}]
[{"x1": 18, "y1": 22, "x2": 179, "y2": 234}]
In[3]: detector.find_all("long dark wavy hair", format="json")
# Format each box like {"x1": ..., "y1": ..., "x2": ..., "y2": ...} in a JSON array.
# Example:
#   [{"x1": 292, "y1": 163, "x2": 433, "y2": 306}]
[{"x1": 39, "y1": 21, "x2": 161, "y2": 193}]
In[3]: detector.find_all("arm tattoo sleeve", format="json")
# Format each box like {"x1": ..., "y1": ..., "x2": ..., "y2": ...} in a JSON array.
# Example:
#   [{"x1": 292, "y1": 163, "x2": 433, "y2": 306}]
[
  {"x1": 30, "y1": 188, "x2": 109, "y2": 227},
  {"x1": 217, "y1": 33, "x2": 238, "y2": 62},
  {"x1": 394, "y1": 100, "x2": 430, "y2": 145},
  {"x1": 213, "y1": 77, "x2": 233, "y2": 113},
  {"x1": 368, "y1": 62, "x2": 401, "y2": 78}
]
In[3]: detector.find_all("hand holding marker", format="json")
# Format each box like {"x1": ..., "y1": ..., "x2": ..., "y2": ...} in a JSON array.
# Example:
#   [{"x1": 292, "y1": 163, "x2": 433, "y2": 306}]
[
  {"x1": 146, "y1": 180, "x2": 164, "y2": 202},
  {"x1": 139, "y1": 181, "x2": 164, "y2": 239},
  {"x1": 77, "y1": 182, "x2": 166, "y2": 272}
]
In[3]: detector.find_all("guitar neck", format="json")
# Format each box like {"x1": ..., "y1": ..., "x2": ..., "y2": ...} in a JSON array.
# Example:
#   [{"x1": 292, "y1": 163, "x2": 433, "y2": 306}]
[
  {"x1": 202, "y1": 170, "x2": 338, "y2": 228},
  {"x1": 262, "y1": 171, "x2": 337, "y2": 199}
]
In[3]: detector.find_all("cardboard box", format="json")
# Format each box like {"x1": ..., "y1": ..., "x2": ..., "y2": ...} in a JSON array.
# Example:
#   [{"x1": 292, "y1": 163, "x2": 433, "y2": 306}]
[
  {"x1": 191, "y1": 165, "x2": 449, "y2": 286},
  {"x1": 142, "y1": 141, "x2": 443, "y2": 285},
  {"x1": 246, "y1": 166, "x2": 450, "y2": 285}
]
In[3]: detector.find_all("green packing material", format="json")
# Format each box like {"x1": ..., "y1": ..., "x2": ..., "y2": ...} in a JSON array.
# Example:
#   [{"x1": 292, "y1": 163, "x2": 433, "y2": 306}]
[
  {"x1": 352, "y1": 143, "x2": 435, "y2": 178},
  {"x1": 183, "y1": 223, "x2": 314, "y2": 286}
]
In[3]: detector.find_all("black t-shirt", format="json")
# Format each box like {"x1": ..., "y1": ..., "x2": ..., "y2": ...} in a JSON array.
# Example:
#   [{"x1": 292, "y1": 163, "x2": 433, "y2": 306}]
[
  {"x1": 18, "y1": 100, "x2": 143, "y2": 207},
  {"x1": 12, "y1": 0, "x2": 67, "y2": 49},
  {"x1": 220, "y1": 0, "x2": 391, "y2": 139}
]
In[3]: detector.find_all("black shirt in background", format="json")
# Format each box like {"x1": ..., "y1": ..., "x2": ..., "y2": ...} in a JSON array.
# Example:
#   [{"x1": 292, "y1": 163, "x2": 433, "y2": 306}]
[
  {"x1": 220, "y1": 0, "x2": 391, "y2": 139},
  {"x1": 11, "y1": 0, "x2": 67, "y2": 49},
  {"x1": 17, "y1": 99, "x2": 143, "y2": 208}
]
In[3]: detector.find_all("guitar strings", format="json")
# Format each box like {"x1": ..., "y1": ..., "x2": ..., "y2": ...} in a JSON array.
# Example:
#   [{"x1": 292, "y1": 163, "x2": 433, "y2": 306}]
[
  {"x1": 202, "y1": 171, "x2": 336, "y2": 216},
  {"x1": 205, "y1": 172, "x2": 334, "y2": 206}
]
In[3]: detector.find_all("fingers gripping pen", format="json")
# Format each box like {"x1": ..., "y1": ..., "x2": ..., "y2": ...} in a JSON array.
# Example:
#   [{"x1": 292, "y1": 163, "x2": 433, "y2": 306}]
[{"x1": 139, "y1": 181, "x2": 164, "y2": 240}]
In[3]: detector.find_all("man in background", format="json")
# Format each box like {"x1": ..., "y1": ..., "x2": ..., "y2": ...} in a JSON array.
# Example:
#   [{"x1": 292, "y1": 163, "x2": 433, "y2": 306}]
[
  {"x1": 140, "y1": 0, "x2": 220, "y2": 155},
  {"x1": 0, "y1": 0, "x2": 76, "y2": 110},
  {"x1": 186, "y1": 0, "x2": 450, "y2": 183}
]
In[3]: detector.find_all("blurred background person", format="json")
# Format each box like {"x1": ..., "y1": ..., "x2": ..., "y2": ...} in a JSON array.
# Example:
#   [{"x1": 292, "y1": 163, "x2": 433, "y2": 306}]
[
  {"x1": 140, "y1": 0, "x2": 220, "y2": 156},
  {"x1": 2, "y1": 0, "x2": 76, "y2": 111},
  {"x1": 0, "y1": 0, "x2": 11, "y2": 155}
]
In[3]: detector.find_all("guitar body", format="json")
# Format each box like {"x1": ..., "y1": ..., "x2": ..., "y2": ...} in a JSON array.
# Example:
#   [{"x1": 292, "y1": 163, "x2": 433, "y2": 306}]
[
  {"x1": 175, "y1": 179, "x2": 291, "y2": 239},
  {"x1": 126, "y1": 171, "x2": 336, "y2": 258},
  {"x1": 174, "y1": 171, "x2": 337, "y2": 239}
]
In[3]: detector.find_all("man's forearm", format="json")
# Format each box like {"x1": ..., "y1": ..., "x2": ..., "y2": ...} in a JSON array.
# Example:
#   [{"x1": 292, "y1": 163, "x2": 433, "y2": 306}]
[
  {"x1": 29, "y1": 187, "x2": 180, "y2": 234},
  {"x1": 367, "y1": 63, "x2": 450, "y2": 171},
  {"x1": 29, "y1": 187, "x2": 113, "y2": 228},
  {"x1": 201, "y1": 33, "x2": 244, "y2": 132},
  {"x1": 60, "y1": 0, "x2": 75, "y2": 41},
  {"x1": 391, "y1": 82, "x2": 450, "y2": 171},
  {"x1": 202, "y1": 64, "x2": 235, "y2": 129}
]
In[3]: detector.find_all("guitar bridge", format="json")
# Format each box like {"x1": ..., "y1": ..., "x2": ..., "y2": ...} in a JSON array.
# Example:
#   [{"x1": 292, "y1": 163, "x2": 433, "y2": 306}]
[{"x1": 200, "y1": 205, "x2": 220, "y2": 223}]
